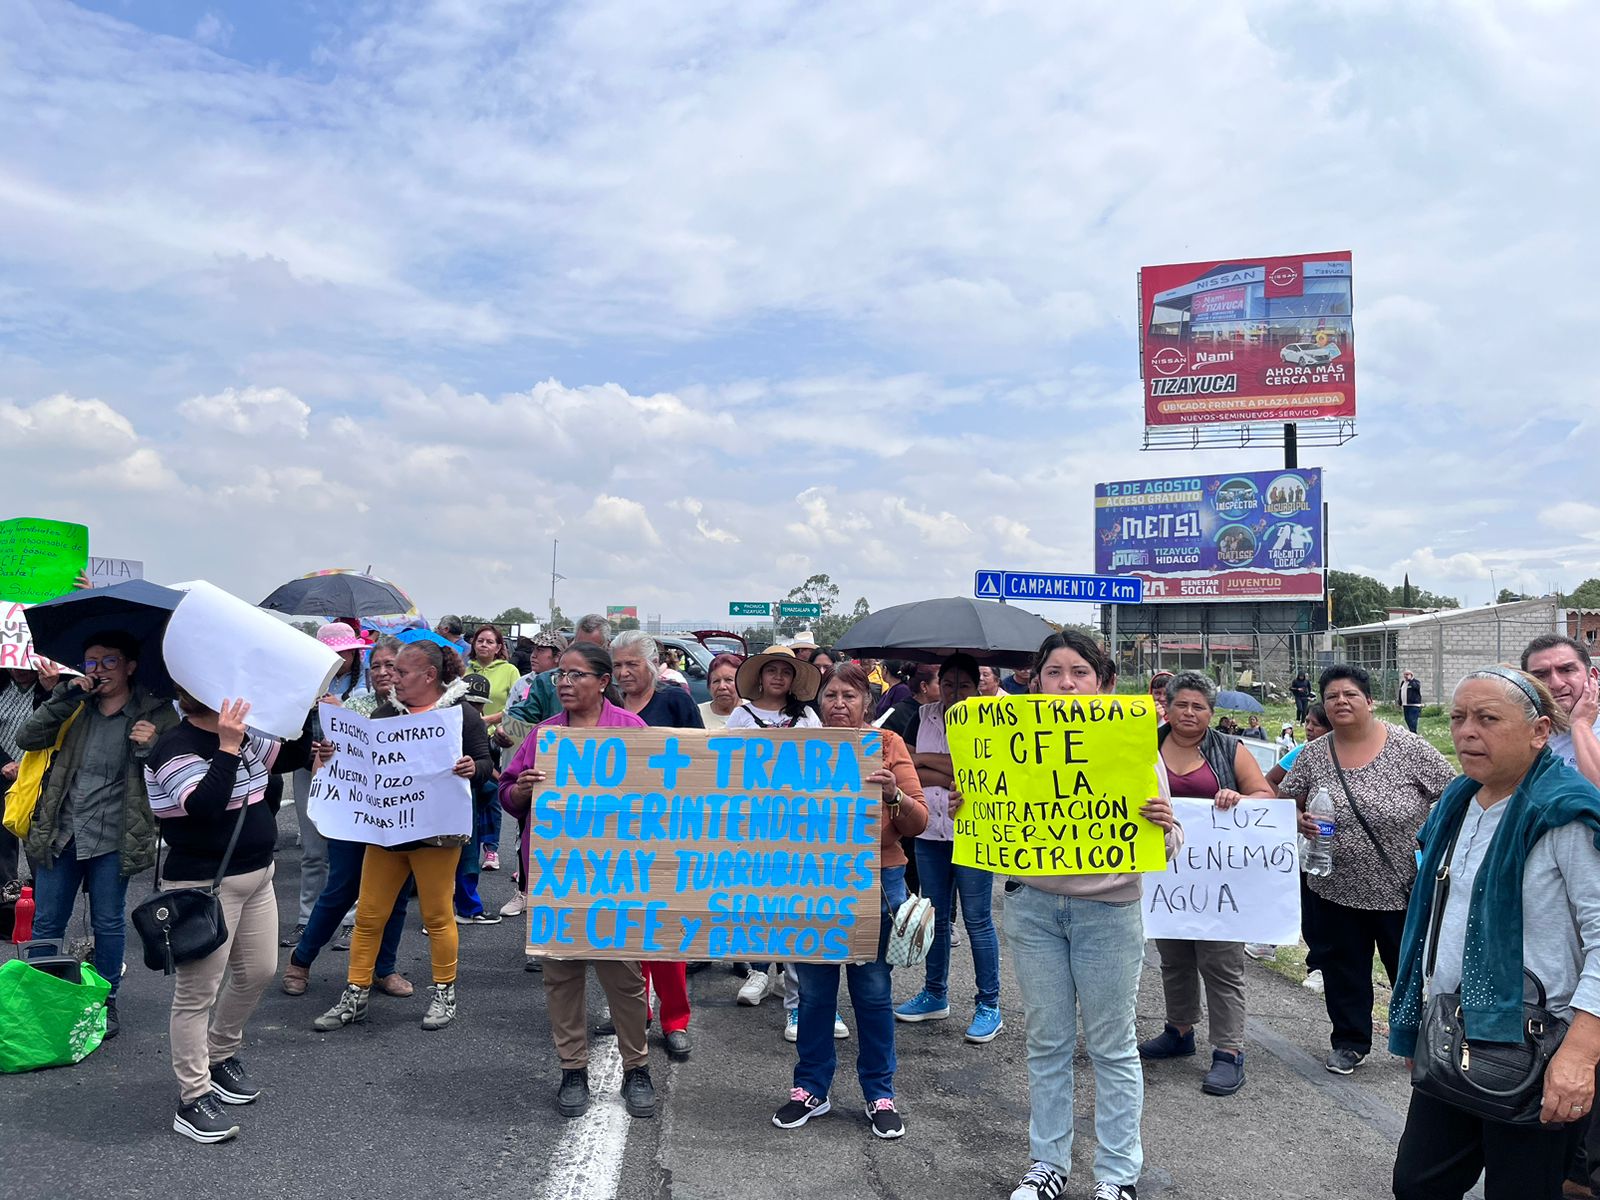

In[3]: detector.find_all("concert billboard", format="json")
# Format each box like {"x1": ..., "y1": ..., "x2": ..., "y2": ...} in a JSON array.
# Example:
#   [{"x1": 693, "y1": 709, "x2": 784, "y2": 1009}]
[
  {"x1": 1094, "y1": 469, "x2": 1325, "y2": 603},
  {"x1": 1139, "y1": 252, "x2": 1354, "y2": 427}
]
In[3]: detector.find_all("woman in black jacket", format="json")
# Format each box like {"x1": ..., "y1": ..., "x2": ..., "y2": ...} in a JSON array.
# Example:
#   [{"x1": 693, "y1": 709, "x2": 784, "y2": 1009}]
[
  {"x1": 145, "y1": 694, "x2": 316, "y2": 1144},
  {"x1": 312, "y1": 641, "x2": 491, "y2": 1036}
]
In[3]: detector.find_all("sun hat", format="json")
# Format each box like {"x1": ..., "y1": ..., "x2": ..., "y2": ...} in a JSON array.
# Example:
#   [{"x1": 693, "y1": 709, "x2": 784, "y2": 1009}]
[
  {"x1": 316, "y1": 623, "x2": 368, "y2": 654},
  {"x1": 788, "y1": 630, "x2": 819, "y2": 651},
  {"x1": 735, "y1": 645, "x2": 822, "y2": 703}
]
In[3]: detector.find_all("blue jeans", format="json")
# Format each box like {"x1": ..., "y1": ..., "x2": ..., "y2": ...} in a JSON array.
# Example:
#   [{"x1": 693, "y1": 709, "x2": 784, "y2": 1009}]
[
  {"x1": 29, "y1": 841, "x2": 128, "y2": 997},
  {"x1": 454, "y1": 779, "x2": 498, "y2": 917},
  {"x1": 292, "y1": 838, "x2": 409, "y2": 976},
  {"x1": 793, "y1": 891, "x2": 896, "y2": 1103},
  {"x1": 1004, "y1": 883, "x2": 1145, "y2": 1185},
  {"x1": 914, "y1": 838, "x2": 1001, "y2": 1007},
  {"x1": 482, "y1": 779, "x2": 502, "y2": 852}
]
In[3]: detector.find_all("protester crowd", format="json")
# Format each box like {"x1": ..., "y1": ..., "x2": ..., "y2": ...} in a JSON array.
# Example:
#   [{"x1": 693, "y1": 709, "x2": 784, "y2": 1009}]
[{"x1": 5, "y1": 601, "x2": 1600, "y2": 1200}]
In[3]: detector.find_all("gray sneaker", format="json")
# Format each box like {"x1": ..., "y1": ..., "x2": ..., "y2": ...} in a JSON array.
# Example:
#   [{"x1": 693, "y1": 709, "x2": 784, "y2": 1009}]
[
  {"x1": 1325, "y1": 1047, "x2": 1366, "y2": 1075},
  {"x1": 422, "y1": 982, "x2": 456, "y2": 1031},
  {"x1": 313, "y1": 984, "x2": 369, "y2": 1031}
]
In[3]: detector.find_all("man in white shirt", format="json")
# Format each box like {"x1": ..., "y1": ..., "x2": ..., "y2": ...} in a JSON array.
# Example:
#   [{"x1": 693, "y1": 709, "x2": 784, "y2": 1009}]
[{"x1": 1522, "y1": 633, "x2": 1600, "y2": 786}]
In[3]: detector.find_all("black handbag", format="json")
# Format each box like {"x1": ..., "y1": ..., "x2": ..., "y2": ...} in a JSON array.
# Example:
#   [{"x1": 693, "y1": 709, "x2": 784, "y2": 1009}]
[
  {"x1": 1410, "y1": 811, "x2": 1568, "y2": 1125},
  {"x1": 131, "y1": 797, "x2": 251, "y2": 976}
]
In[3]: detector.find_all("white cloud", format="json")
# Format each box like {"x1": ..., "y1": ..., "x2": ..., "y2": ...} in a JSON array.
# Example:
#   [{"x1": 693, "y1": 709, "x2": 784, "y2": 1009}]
[
  {"x1": 179, "y1": 386, "x2": 311, "y2": 437},
  {"x1": 192, "y1": 11, "x2": 232, "y2": 49}
]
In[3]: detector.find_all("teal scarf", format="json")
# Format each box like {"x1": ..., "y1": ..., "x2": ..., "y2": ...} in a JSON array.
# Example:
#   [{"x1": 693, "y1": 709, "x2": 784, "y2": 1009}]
[{"x1": 1390, "y1": 749, "x2": 1600, "y2": 1055}]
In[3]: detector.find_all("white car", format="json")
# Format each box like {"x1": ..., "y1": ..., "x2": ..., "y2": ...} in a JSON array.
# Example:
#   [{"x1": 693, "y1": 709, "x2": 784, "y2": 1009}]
[{"x1": 1280, "y1": 341, "x2": 1341, "y2": 366}]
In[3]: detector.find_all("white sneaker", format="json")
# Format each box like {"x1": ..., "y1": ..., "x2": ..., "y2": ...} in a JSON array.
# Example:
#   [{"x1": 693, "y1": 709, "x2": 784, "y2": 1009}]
[
  {"x1": 833, "y1": 1012, "x2": 850, "y2": 1039},
  {"x1": 499, "y1": 893, "x2": 528, "y2": 918},
  {"x1": 784, "y1": 1011, "x2": 798, "y2": 1042},
  {"x1": 738, "y1": 970, "x2": 770, "y2": 1006},
  {"x1": 1244, "y1": 943, "x2": 1276, "y2": 961},
  {"x1": 1302, "y1": 969, "x2": 1324, "y2": 993}
]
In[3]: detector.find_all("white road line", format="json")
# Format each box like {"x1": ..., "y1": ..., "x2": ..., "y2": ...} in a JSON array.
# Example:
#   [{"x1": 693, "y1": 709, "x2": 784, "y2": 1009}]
[{"x1": 539, "y1": 1036, "x2": 630, "y2": 1200}]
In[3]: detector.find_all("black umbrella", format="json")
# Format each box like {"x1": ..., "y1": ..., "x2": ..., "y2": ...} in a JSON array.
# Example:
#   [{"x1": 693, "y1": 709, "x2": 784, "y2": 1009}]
[
  {"x1": 23, "y1": 580, "x2": 186, "y2": 696},
  {"x1": 258, "y1": 570, "x2": 416, "y2": 619},
  {"x1": 834, "y1": 596, "x2": 1058, "y2": 669}
]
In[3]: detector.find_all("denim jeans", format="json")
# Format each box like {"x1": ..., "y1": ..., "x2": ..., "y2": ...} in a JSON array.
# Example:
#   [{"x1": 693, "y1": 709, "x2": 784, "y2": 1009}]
[
  {"x1": 292, "y1": 768, "x2": 332, "y2": 923},
  {"x1": 1004, "y1": 883, "x2": 1145, "y2": 1185},
  {"x1": 29, "y1": 840, "x2": 128, "y2": 997},
  {"x1": 793, "y1": 891, "x2": 896, "y2": 1102},
  {"x1": 914, "y1": 838, "x2": 1001, "y2": 1007},
  {"x1": 292, "y1": 837, "x2": 409, "y2": 976}
]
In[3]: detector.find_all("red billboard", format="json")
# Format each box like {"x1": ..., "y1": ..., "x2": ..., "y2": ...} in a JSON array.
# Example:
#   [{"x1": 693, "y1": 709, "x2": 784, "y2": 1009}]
[{"x1": 1139, "y1": 252, "x2": 1354, "y2": 427}]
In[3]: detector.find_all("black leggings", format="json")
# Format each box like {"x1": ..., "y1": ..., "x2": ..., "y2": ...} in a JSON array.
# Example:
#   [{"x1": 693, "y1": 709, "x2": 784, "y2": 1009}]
[
  {"x1": 1302, "y1": 888, "x2": 1403, "y2": 1053},
  {"x1": 1393, "y1": 1088, "x2": 1569, "y2": 1199}
]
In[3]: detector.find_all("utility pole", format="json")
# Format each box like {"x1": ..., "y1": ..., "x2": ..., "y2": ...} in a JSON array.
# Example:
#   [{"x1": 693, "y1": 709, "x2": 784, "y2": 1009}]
[{"x1": 549, "y1": 539, "x2": 565, "y2": 631}]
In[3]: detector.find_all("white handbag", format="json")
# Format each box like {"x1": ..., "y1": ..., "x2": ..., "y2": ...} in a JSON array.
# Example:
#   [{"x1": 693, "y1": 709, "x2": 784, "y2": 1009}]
[{"x1": 885, "y1": 894, "x2": 935, "y2": 967}]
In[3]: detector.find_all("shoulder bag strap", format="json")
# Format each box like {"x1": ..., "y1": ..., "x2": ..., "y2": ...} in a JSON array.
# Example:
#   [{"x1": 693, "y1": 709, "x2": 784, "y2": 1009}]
[
  {"x1": 1422, "y1": 810, "x2": 1467, "y2": 982},
  {"x1": 152, "y1": 746, "x2": 254, "y2": 892},
  {"x1": 1327, "y1": 738, "x2": 1409, "y2": 887}
]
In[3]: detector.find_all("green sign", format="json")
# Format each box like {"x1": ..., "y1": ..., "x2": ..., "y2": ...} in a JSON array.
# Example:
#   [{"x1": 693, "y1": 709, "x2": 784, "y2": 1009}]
[
  {"x1": 0, "y1": 517, "x2": 89, "y2": 604},
  {"x1": 778, "y1": 602, "x2": 821, "y2": 619},
  {"x1": 729, "y1": 601, "x2": 772, "y2": 618}
]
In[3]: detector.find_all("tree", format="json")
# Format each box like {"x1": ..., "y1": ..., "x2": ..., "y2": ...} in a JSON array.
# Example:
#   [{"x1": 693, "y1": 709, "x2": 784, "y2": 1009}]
[
  {"x1": 777, "y1": 574, "x2": 843, "y2": 638},
  {"x1": 1328, "y1": 571, "x2": 1391, "y2": 627},
  {"x1": 816, "y1": 596, "x2": 871, "y2": 648},
  {"x1": 1497, "y1": 588, "x2": 1532, "y2": 605},
  {"x1": 614, "y1": 615, "x2": 641, "y2": 631},
  {"x1": 493, "y1": 607, "x2": 540, "y2": 626},
  {"x1": 1570, "y1": 579, "x2": 1600, "y2": 608}
]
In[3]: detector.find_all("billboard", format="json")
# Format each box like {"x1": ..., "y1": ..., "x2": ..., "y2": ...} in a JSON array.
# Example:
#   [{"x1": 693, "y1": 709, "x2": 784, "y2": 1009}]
[
  {"x1": 606, "y1": 605, "x2": 638, "y2": 621},
  {"x1": 1095, "y1": 468, "x2": 1324, "y2": 603},
  {"x1": 1140, "y1": 252, "x2": 1354, "y2": 427}
]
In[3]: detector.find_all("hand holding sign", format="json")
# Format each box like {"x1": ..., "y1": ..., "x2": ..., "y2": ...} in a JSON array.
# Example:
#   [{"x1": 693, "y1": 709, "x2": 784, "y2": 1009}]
[{"x1": 947, "y1": 693, "x2": 1166, "y2": 875}]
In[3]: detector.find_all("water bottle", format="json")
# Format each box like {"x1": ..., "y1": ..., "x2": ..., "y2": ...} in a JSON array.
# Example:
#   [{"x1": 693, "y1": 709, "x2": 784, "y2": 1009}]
[
  {"x1": 12, "y1": 886, "x2": 34, "y2": 943},
  {"x1": 1304, "y1": 786, "x2": 1335, "y2": 877}
]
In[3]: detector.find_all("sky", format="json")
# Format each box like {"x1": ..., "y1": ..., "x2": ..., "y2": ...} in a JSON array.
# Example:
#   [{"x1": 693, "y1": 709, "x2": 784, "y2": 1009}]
[{"x1": 3, "y1": 0, "x2": 1597, "y2": 627}]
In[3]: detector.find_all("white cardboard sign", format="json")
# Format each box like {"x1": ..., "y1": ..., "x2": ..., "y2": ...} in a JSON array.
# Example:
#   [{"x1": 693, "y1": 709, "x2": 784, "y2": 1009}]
[
  {"x1": 163, "y1": 580, "x2": 341, "y2": 739},
  {"x1": 305, "y1": 704, "x2": 471, "y2": 845},
  {"x1": 87, "y1": 557, "x2": 144, "y2": 588},
  {"x1": 1142, "y1": 797, "x2": 1302, "y2": 943}
]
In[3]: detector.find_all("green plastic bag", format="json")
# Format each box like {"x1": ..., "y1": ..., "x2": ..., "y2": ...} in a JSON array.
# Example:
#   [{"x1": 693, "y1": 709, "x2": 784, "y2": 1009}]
[{"x1": 0, "y1": 958, "x2": 110, "y2": 1073}]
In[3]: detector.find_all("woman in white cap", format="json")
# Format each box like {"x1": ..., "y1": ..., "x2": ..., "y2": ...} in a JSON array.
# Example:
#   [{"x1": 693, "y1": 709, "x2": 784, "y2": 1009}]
[{"x1": 725, "y1": 646, "x2": 822, "y2": 730}]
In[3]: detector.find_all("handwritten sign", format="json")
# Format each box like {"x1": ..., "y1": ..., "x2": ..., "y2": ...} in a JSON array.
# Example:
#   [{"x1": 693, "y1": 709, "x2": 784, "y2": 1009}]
[
  {"x1": 1143, "y1": 798, "x2": 1301, "y2": 943},
  {"x1": 0, "y1": 518, "x2": 89, "y2": 604},
  {"x1": 305, "y1": 705, "x2": 471, "y2": 846},
  {"x1": 87, "y1": 557, "x2": 144, "y2": 588},
  {"x1": 525, "y1": 727, "x2": 881, "y2": 963},
  {"x1": 948, "y1": 694, "x2": 1165, "y2": 875}
]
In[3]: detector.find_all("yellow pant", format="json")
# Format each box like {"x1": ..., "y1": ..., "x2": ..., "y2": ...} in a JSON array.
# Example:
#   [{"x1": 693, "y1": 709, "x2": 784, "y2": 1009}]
[{"x1": 349, "y1": 844, "x2": 461, "y2": 986}]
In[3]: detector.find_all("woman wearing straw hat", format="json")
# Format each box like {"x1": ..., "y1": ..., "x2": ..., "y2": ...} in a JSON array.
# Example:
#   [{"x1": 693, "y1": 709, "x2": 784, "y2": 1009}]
[{"x1": 725, "y1": 646, "x2": 822, "y2": 731}]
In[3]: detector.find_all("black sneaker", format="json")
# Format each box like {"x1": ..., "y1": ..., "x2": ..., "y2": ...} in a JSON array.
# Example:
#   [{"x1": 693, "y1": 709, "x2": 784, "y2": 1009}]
[
  {"x1": 1091, "y1": 1183, "x2": 1137, "y2": 1200},
  {"x1": 279, "y1": 922, "x2": 306, "y2": 949},
  {"x1": 772, "y1": 1088, "x2": 831, "y2": 1129},
  {"x1": 556, "y1": 1068, "x2": 590, "y2": 1118},
  {"x1": 1010, "y1": 1161, "x2": 1068, "y2": 1200},
  {"x1": 104, "y1": 998, "x2": 120, "y2": 1040},
  {"x1": 209, "y1": 1056, "x2": 261, "y2": 1105},
  {"x1": 621, "y1": 1067, "x2": 656, "y2": 1119},
  {"x1": 173, "y1": 1092, "x2": 241, "y2": 1144},
  {"x1": 865, "y1": 1097, "x2": 905, "y2": 1139},
  {"x1": 1325, "y1": 1047, "x2": 1366, "y2": 1075},
  {"x1": 665, "y1": 1029, "x2": 691, "y2": 1061},
  {"x1": 331, "y1": 925, "x2": 352, "y2": 952}
]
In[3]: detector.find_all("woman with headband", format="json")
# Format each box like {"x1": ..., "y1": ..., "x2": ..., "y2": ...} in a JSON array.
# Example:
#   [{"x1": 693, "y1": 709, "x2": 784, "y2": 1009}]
[
  {"x1": 1390, "y1": 666, "x2": 1600, "y2": 1199},
  {"x1": 1279, "y1": 664, "x2": 1454, "y2": 1077}
]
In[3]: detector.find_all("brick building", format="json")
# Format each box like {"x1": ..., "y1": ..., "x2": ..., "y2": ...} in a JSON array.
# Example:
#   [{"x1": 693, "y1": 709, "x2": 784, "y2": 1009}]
[{"x1": 1336, "y1": 598, "x2": 1561, "y2": 706}]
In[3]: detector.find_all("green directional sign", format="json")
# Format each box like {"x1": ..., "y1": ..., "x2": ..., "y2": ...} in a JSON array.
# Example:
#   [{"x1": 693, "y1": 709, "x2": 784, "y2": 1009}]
[
  {"x1": 729, "y1": 601, "x2": 772, "y2": 617},
  {"x1": 778, "y1": 602, "x2": 822, "y2": 619}
]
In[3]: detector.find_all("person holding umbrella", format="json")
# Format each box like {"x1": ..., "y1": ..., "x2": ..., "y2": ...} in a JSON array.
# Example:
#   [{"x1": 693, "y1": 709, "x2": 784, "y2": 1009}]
[{"x1": 18, "y1": 630, "x2": 180, "y2": 1036}]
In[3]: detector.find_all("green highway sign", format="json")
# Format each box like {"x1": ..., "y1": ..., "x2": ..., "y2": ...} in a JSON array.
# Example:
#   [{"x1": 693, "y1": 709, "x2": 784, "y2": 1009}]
[
  {"x1": 729, "y1": 601, "x2": 772, "y2": 617},
  {"x1": 778, "y1": 602, "x2": 822, "y2": 619}
]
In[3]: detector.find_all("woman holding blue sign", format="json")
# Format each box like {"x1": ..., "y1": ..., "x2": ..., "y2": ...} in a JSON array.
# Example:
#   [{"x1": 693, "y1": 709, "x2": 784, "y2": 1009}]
[
  {"x1": 894, "y1": 652, "x2": 1004, "y2": 1046},
  {"x1": 772, "y1": 662, "x2": 927, "y2": 1141},
  {"x1": 499, "y1": 641, "x2": 658, "y2": 1123},
  {"x1": 1004, "y1": 631, "x2": 1177, "y2": 1200}
]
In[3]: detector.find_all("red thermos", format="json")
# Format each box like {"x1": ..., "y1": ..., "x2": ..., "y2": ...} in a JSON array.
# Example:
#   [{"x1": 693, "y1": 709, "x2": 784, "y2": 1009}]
[{"x1": 12, "y1": 886, "x2": 34, "y2": 943}]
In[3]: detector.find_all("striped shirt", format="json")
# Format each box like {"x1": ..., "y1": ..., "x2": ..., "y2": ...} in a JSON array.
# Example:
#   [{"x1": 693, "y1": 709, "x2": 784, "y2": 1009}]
[{"x1": 145, "y1": 725, "x2": 293, "y2": 882}]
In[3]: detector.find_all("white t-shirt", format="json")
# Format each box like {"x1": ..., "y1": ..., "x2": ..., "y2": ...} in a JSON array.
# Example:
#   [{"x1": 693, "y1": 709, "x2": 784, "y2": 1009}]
[
  {"x1": 1548, "y1": 716, "x2": 1600, "y2": 771},
  {"x1": 724, "y1": 702, "x2": 821, "y2": 729},
  {"x1": 698, "y1": 701, "x2": 734, "y2": 730}
]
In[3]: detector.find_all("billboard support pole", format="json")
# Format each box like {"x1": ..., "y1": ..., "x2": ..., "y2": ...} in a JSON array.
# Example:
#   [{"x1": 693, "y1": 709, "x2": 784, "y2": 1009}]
[
  {"x1": 1284, "y1": 423, "x2": 1298, "y2": 469},
  {"x1": 1109, "y1": 604, "x2": 1118, "y2": 674}
]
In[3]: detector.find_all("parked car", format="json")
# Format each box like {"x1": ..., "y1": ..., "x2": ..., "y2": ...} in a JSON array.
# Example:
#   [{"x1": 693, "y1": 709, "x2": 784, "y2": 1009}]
[
  {"x1": 1279, "y1": 341, "x2": 1341, "y2": 366},
  {"x1": 656, "y1": 635, "x2": 717, "y2": 705}
]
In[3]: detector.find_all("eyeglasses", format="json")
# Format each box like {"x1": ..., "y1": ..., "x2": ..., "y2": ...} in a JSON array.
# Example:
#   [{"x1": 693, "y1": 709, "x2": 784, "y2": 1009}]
[
  {"x1": 553, "y1": 668, "x2": 602, "y2": 682},
  {"x1": 82, "y1": 655, "x2": 124, "y2": 672}
]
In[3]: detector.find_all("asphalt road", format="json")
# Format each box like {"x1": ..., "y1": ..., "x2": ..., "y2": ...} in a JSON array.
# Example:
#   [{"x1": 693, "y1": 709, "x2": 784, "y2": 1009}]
[{"x1": 2, "y1": 807, "x2": 1432, "y2": 1200}]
